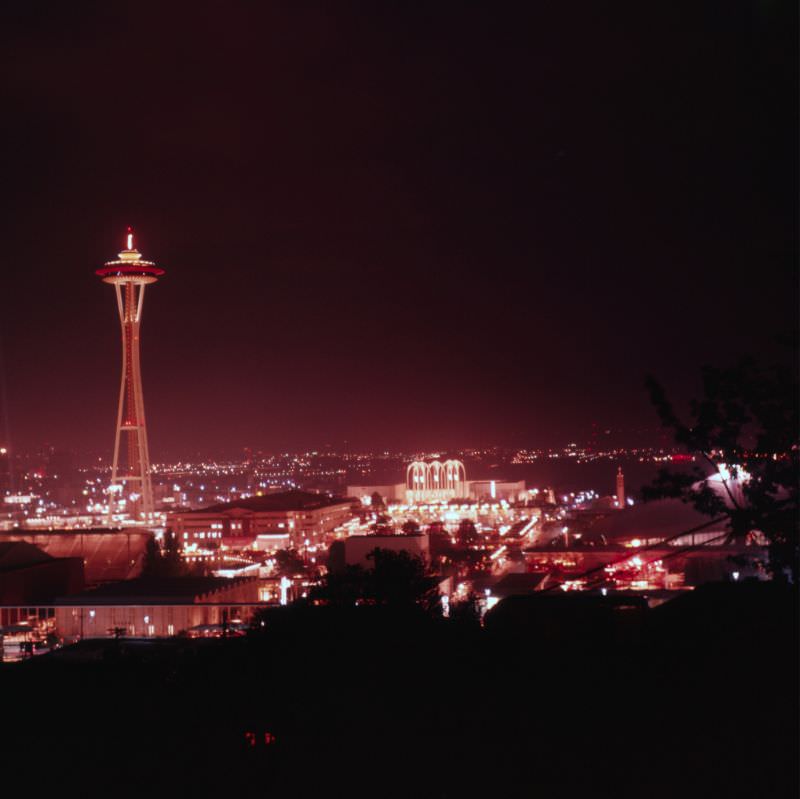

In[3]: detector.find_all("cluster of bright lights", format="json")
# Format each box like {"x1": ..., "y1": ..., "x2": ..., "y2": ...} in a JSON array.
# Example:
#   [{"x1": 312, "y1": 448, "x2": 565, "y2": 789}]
[
  {"x1": 512, "y1": 445, "x2": 689, "y2": 465},
  {"x1": 603, "y1": 555, "x2": 667, "y2": 590},
  {"x1": 406, "y1": 459, "x2": 466, "y2": 502}
]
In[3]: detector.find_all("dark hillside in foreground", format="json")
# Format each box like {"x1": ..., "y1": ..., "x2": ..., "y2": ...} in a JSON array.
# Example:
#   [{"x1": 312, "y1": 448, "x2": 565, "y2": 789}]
[{"x1": 1, "y1": 582, "x2": 796, "y2": 798}]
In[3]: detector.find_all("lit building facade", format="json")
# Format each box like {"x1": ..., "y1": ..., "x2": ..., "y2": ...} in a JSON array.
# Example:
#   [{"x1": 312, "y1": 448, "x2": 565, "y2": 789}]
[
  {"x1": 345, "y1": 483, "x2": 407, "y2": 503},
  {"x1": 168, "y1": 490, "x2": 355, "y2": 549},
  {"x1": 466, "y1": 480, "x2": 527, "y2": 502},
  {"x1": 406, "y1": 460, "x2": 466, "y2": 503}
]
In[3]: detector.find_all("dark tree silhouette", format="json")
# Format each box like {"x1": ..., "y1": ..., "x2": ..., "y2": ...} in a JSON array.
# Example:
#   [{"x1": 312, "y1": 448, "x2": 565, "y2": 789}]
[
  {"x1": 401, "y1": 519, "x2": 421, "y2": 535},
  {"x1": 456, "y1": 519, "x2": 480, "y2": 547},
  {"x1": 311, "y1": 549, "x2": 439, "y2": 612},
  {"x1": 274, "y1": 548, "x2": 306, "y2": 576},
  {"x1": 162, "y1": 531, "x2": 186, "y2": 577},
  {"x1": 140, "y1": 535, "x2": 162, "y2": 577},
  {"x1": 370, "y1": 491, "x2": 386, "y2": 511},
  {"x1": 449, "y1": 593, "x2": 482, "y2": 627},
  {"x1": 645, "y1": 357, "x2": 798, "y2": 578},
  {"x1": 367, "y1": 548, "x2": 438, "y2": 609},
  {"x1": 425, "y1": 523, "x2": 486, "y2": 573},
  {"x1": 311, "y1": 564, "x2": 369, "y2": 605},
  {"x1": 141, "y1": 533, "x2": 186, "y2": 578},
  {"x1": 427, "y1": 522, "x2": 453, "y2": 565},
  {"x1": 369, "y1": 513, "x2": 394, "y2": 535}
]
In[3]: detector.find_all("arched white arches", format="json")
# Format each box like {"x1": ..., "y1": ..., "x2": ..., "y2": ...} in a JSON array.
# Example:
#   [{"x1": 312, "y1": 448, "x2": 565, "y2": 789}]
[{"x1": 406, "y1": 459, "x2": 466, "y2": 502}]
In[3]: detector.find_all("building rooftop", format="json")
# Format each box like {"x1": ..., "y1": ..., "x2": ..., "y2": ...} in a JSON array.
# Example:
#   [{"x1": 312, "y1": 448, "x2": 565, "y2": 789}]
[
  {"x1": 0, "y1": 529, "x2": 151, "y2": 583},
  {"x1": 54, "y1": 576, "x2": 255, "y2": 605},
  {"x1": 0, "y1": 541, "x2": 54, "y2": 572},
  {"x1": 191, "y1": 490, "x2": 352, "y2": 514},
  {"x1": 490, "y1": 571, "x2": 550, "y2": 598},
  {"x1": 586, "y1": 498, "x2": 730, "y2": 541}
]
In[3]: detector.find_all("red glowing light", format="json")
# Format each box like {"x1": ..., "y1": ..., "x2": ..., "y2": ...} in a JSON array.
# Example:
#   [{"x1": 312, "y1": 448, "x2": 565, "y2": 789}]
[{"x1": 244, "y1": 730, "x2": 276, "y2": 748}]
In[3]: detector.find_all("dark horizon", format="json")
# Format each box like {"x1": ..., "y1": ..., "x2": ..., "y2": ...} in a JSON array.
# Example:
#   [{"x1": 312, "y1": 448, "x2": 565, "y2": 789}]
[{"x1": 1, "y1": 3, "x2": 796, "y2": 458}]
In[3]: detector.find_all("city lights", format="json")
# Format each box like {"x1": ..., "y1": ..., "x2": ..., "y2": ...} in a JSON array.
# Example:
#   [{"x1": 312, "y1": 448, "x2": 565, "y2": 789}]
[{"x1": 0, "y1": 7, "x2": 794, "y2": 795}]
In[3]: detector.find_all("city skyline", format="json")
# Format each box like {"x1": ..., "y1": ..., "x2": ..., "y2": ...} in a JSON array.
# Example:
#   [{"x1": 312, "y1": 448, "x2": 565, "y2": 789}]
[
  {"x1": 0, "y1": 6, "x2": 795, "y2": 795},
  {"x1": 0, "y1": 3, "x2": 795, "y2": 457},
  {"x1": 0, "y1": 430, "x2": 700, "y2": 467}
]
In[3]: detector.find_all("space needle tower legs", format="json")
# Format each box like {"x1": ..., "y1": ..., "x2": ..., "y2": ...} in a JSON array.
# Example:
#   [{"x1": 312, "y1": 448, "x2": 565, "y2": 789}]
[{"x1": 96, "y1": 229, "x2": 165, "y2": 523}]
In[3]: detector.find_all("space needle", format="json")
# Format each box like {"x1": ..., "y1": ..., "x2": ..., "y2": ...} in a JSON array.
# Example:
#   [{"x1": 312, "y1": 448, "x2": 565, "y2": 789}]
[{"x1": 96, "y1": 229, "x2": 164, "y2": 521}]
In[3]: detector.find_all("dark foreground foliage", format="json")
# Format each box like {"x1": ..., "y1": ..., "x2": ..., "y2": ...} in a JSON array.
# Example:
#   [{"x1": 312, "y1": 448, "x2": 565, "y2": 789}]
[
  {"x1": 1, "y1": 582, "x2": 796, "y2": 799},
  {"x1": 645, "y1": 357, "x2": 799, "y2": 578}
]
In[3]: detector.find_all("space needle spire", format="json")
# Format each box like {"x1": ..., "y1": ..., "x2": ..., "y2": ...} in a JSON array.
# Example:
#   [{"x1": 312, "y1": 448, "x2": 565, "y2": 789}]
[{"x1": 96, "y1": 229, "x2": 165, "y2": 521}]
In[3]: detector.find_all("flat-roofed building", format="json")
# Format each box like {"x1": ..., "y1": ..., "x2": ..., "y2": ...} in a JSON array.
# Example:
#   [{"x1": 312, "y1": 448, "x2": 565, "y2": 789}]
[
  {"x1": 168, "y1": 490, "x2": 355, "y2": 549},
  {"x1": 0, "y1": 542, "x2": 84, "y2": 603},
  {"x1": 467, "y1": 480, "x2": 527, "y2": 502},
  {"x1": 0, "y1": 542, "x2": 85, "y2": 631},
  {"x1": 585, "y1": 498, "x2": 731, "y2": 547},
  {"x1": 346, "y1": 483, "x2": 407, "y2": 503},
  {"x1": 53, "y1": 576, "x2": 261, "y2": 640},
  {"x1": 0, "y1": 529, "x2": 151, "y2": 583}
]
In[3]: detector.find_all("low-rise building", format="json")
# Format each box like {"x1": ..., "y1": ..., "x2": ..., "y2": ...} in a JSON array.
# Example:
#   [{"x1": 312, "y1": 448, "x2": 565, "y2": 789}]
[
  {"x1": 53, "y1": 576, "x2": 261, "y2": 640},
  {"x1": 522, "y1": 498, "x2": 768, "y2": 589},
  {"x1": 0, "y1": 541, "x2": 84, "y2": 629},
  {"x1": 0, "y1": 529, "x2": 151, "y2": 583},
  {"x1": 467, "y1": 480, "x2": 527, "y2": 502}
]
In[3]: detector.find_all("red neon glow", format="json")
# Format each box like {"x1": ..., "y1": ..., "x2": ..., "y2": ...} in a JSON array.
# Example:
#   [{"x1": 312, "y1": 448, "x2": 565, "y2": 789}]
[{"x1": 244, "y1": 730, "x2": 276, "y2": 747}]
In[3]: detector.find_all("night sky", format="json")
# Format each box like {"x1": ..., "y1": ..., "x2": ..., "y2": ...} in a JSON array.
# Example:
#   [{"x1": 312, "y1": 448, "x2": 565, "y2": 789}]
[{"x1": 0, "y1": 2, "x2": 796, "y2": 458}]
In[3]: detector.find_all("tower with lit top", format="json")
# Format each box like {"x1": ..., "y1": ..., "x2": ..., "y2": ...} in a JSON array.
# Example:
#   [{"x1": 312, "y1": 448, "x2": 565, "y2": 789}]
[
  {"x1": 616, "y1": 466, "x2": 625, "y2": 509},
  {"x1": 96, "y1": 229, "x2": 164, "y2": 520}
]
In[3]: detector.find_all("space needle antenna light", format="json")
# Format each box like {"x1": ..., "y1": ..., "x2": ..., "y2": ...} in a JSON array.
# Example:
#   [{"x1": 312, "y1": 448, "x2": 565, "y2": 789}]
[{"x1": 96, "y1": 228, "x2": 165, "y2": 522}]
